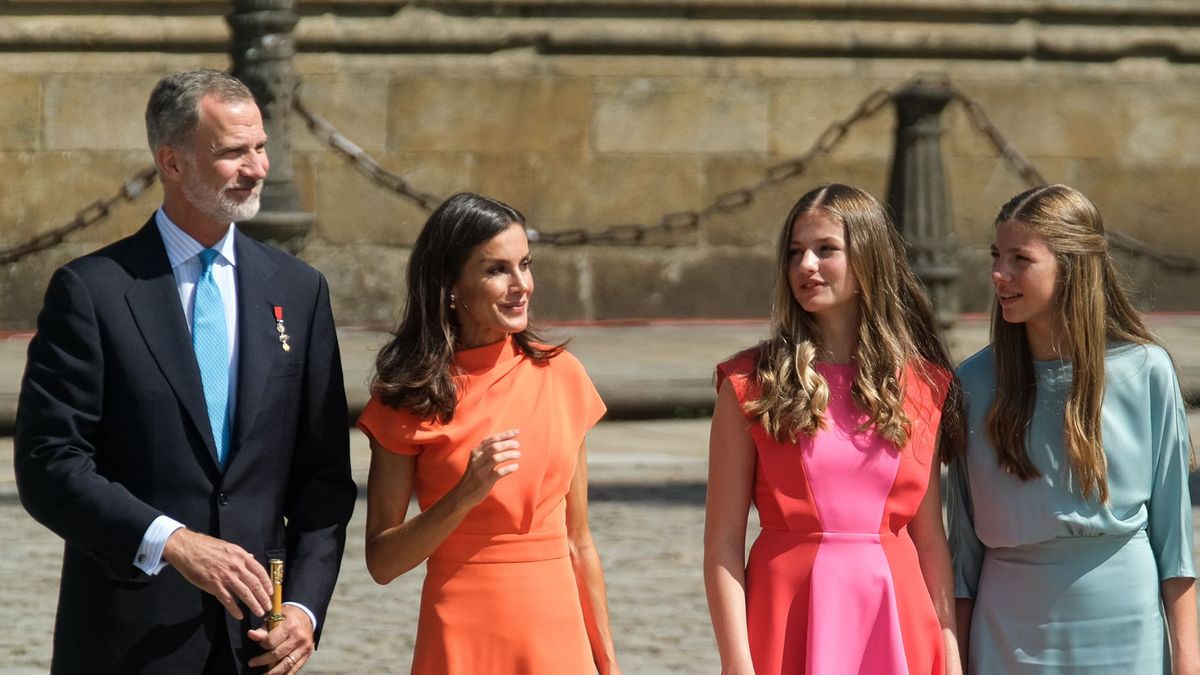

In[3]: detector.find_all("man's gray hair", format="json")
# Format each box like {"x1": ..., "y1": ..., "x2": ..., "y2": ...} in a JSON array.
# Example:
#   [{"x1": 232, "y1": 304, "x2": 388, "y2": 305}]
[{"x1": 145, "y1": 69, "x2": 255, "y2": 153}]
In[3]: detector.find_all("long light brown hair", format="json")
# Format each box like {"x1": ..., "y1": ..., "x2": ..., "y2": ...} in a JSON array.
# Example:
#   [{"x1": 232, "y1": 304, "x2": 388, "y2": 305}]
[
  {"x1": 987, "y1": 184, "x2": 1154, "y2": 502},
  {"x1": 746, "y1": 184, "x2": 964, "y2": 460}
]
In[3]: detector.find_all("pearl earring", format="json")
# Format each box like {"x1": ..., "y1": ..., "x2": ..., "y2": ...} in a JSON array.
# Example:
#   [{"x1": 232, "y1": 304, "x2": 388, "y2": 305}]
[{"x1": 449, "y1": 293, "x2": 456, "y2": 310}]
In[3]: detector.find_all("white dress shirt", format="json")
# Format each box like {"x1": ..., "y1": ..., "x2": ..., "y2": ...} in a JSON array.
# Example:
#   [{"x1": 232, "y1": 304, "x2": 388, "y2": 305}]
[{"x1": 133, "y1": 207, "x2": 316, "y2": 630}]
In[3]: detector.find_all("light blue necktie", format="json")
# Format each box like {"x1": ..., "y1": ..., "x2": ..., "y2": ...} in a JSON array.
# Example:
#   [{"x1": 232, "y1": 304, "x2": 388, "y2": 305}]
[{"x1": 193, "y1": 249, "x2": 230, "y2": 468}]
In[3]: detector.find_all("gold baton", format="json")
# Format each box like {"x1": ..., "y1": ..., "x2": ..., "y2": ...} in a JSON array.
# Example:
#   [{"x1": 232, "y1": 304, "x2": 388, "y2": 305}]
[{"x1": 267, "y1": 558, "x2": 285, "y2": 630}]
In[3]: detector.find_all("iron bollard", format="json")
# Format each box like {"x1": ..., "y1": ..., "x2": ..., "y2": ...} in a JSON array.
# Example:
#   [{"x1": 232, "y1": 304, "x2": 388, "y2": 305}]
[
  {"x1": 227, "y1": 0, "x2": 313, "y2": 250},
  {"x1": 886, "y1": 76, "x2": 960, "y2": 331}
]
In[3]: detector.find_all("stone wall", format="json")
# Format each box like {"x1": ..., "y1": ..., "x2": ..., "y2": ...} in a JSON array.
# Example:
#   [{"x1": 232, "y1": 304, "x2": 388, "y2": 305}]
[{"x1": 3, "y1": 0, "x2": 1200, "y2": 329}]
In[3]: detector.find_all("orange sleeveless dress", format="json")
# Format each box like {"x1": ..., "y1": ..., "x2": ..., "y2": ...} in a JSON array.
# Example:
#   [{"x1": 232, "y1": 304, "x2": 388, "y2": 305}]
[{"x1": 358, "y1": 336, "x2": 606, "y2": 674}]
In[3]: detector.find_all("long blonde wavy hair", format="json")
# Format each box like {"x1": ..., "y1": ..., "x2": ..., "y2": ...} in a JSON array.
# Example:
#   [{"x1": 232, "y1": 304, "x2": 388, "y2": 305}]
[
  {"x1": 745, "y1": 184, "x2": 964, "y2": 459},
  {"x1": 987, "y1": 184, "x2": 1156, "y2": 502}
]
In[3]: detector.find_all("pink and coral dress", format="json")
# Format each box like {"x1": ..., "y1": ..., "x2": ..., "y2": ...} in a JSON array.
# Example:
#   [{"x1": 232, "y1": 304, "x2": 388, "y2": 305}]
[{"x1": 717, "y1": 350, "x2": 949, "y2": 675}]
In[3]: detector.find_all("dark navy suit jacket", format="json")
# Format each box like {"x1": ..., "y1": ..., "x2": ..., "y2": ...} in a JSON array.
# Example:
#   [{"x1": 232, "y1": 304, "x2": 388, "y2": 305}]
[{"x1": 14, "y1": 218, "x2": 356, "y2": 674}]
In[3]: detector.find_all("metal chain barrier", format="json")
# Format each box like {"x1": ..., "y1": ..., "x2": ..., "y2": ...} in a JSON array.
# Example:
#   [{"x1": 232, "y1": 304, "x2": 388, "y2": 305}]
[
  {"x1": 289, "y1": 81, "x2": 899, "y2": 246},
  {"x1": 0, "y1": 167, "x2": 159, "y2": 266},
  {"x1": 526, "y1": 85, "x2": 896, "y2": 245},
  {"x1": 4, "y1": 75, "x2": 1198, "y2": 273},
  {"x1": 949, "y1": 83, "x2": 1200, "y2": 273},
  {"x1": 292, "y1": 94, "x2": 444, "y2": 213}
]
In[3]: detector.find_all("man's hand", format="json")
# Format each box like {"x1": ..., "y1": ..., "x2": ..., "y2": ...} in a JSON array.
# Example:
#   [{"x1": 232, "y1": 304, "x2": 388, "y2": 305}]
[
  {"x1": 247, "y1": 605, "x2": 315, "y2": 674},
  {"x1": 161, "y1": 528, "x2": 272, "y2": 620}
]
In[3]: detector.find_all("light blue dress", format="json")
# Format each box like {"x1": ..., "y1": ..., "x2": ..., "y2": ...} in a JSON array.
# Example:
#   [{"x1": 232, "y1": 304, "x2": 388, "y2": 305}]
[{"x1": 947, "y1": 342, "x2": 1195, "y2": 674}]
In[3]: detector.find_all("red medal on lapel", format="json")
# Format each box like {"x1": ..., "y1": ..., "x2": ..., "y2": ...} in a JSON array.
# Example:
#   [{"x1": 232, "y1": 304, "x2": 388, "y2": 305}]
[{"x1": 273, "y1": 305, "x2": 291, "y2": 352}]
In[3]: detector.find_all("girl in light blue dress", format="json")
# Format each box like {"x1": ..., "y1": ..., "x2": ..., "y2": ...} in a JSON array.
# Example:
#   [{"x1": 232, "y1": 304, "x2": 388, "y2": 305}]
[{"x1": 946, "y1": 184, "x2": 1198, "y2": 674}]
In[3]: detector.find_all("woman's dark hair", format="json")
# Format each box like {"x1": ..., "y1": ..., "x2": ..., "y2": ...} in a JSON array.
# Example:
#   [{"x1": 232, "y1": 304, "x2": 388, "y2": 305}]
[{"x1": 371, "y1": 192, "x2": 563, "y2": 423}]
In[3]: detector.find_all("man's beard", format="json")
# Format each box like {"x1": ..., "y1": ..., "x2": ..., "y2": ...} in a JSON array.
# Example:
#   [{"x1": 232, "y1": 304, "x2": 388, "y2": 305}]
[{"x1": 182, "y1": 162, "x2": 262, "y2": 225}]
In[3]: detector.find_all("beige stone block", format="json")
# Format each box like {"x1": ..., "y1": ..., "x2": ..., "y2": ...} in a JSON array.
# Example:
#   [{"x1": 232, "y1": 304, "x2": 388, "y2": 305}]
[
  {"x1": 943, "y1": 102, "x2": 999, "y2": 160},
  {"x1": 520, "y1": 251, "x2": 585, "y2": 323},
  {"x1": 0, "y1": 243, "x2": 94, "y2": 331},
  {"x1": 767, "y1": 78, "x2": 897, "y2": 161},
  {"x1": 0, "y1": 53, "x2": 222, "y2": 77},
  {"x1": 939, "y1": 81, "x2": 1124, "y2": 159},
  {"x1": 44, "y1": 74, "x2": 162, "y2": 151},
  {"x1": 475, "y1": 153, "x2": 705, "y2": 239},
  {"x1": 0, "y1": 151, "x2": 159, "y2": 247},
  {"x1": 307, "y1": 152, "x2": 468, "y2": 245},
  {"x1": 593, "y1": 78, "x2": 769, "y2": 154},
  {"x1": 940, "y1": 155, "x2": 1058, "y2": 246},
  {"x1": 1069, "y1": 161, "x2": 1200, "y2": 256},
  {"x1": 300, "y1": 241, "x2": 587, "y2": 328},
  {"x1": 698, "y1": 156, "x2": 787, "y2": 249},
  {"x1": 299, "y1": 241, "x2": 409, "y2": 329},
  {"x1": 463, "y1": 152, "x2": 542, "y2": 223},
  {"x1": 0, "y1": 76, "x2": 42, "y2": 150},
  {"x1": 588, "y1": 247, "x2": 773, "y2": 320},
  {"x1": 701, "y1": 155, "x2": 889, "y2": 247},
  {"x1": 1112, "y1": 253, "x2": 1198, "y2": 313},
  {"x1": 953, "y1": 247, "x2": 995, "y2": 315},
  {"x1": 293, "y1": 73, "x2": 390, "y2": 154},
  {"x1": 388, "y1": 77, "x2": 591, "y2": 154},
  {"x1": 1122, "y1": 85, "x2": 1200, "y2": 165}
]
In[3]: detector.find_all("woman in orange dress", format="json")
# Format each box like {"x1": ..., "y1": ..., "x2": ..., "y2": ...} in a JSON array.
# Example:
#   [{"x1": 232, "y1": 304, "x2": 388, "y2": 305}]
[{"x1": 359, "y1": 192, "x2": 620, "y2": 674}]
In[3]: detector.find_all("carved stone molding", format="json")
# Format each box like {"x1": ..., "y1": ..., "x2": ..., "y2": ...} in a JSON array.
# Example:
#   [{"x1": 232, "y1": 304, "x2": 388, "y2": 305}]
[{"x1": 3, "y1": 2, "x2": 1200, "y2": 63}]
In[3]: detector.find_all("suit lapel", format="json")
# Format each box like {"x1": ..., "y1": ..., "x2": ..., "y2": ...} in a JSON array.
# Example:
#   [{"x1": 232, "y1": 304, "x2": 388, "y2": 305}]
[
  {"x1": 124, "y1": 219, "x2": 220, "y2": 467},
  {"x1": 230, "y1": 231, "x2": 280, "y2": 466}
]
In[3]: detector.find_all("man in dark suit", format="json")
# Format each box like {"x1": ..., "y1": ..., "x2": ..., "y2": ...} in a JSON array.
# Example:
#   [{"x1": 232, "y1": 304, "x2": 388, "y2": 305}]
[{"x1": 14, "y1": 69, "x2": 356, "y2": 674}]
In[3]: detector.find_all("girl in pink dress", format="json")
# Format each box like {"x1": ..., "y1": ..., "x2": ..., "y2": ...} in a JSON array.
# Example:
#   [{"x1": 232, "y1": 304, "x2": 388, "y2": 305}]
[{"x1": 704, "y1": 184, "x2": 964, "y2": 675}]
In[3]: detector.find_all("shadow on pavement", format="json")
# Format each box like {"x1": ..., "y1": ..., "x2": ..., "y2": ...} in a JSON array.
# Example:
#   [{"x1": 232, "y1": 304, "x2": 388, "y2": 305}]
[{"x1": 589, "y1": 482, "x2": 707, "y2": 505}]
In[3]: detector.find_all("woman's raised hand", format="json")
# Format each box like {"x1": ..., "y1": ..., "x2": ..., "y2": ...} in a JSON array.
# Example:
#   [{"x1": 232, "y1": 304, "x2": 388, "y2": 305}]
[{"x1": 454, "y1": 429, "x2": 521, "y2": 508}]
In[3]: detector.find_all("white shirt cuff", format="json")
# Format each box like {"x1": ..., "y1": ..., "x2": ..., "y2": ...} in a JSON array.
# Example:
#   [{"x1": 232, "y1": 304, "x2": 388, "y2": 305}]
[
  {"x1": 135, "y1": 515, "x2": 186, "y2": 575},
  {"x1": 283, "y1": 602, "x2": 319, "y2": 632}
]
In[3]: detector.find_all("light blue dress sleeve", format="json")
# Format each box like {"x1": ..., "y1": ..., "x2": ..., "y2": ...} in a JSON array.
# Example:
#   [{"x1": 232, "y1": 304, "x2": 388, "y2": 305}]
[
  {"x1": 1145, "y1": 349, "x2": 1196, "y2": 581},
  {"x1": 945, "y1": 456, "x2": 984, "y2": 599}
]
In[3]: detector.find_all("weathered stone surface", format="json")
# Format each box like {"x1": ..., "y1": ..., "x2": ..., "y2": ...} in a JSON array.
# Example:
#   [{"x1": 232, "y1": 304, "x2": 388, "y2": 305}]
[
  {"x1": 1115, "y1": 252, "x2": 1200, "y2": 312},
  {"x1": 299, "y1": 241, "x2": 409, "y2": 330},
  {"x1": 478, "y1": 153, "x2": 706, "y2": 238},
  {"x1": 0, "y1": 151, "x2": 159, "y2": 245},
  {"x1": 768, "y1": 78, "x2": 897, "y2": 161},
  {"x1": 304, "y1": 151, "x2": 463, "y2": 245},
  {"x1": 388, "y1": 77, "x2": 591, "y2": 154},
  {"x1": 1068, "y1": 160, "x2": 1200, "y2": 251},
  {"x1": 43, "y1": 75, "x2": 161, "y2": 151},
  {"x1": 4, "y1": 8, "x2": 1200, "y2": 329},
  {"x1": 0, "y1": 243, "x2": 95, "y2": 331},
  {"x1": 293, "y1": 73, "x2": 390, "y2": 154},
  {"x1": 1123, "y1": 86, "x2": 1200, "y2": 166},
  {"x1": 522, "y1": 250, "x2": 586, "y2": 323},
  {"x1": 938, "y1": 155, "x2": 1055, "y2": 244},
  {"x1": 594, "y1": 78, "x2": 769, "y2": 154},
  {"x1": 588, "y1": 247, "x2": 774, "y2": 319},
  {"x1": 941, "y1": 79, "x2": 1127, "y2": 160},
  {"x1": 701, "y1": 155, "x2": 890, "y2": 248},
  {"x1": 0, "y1": 76, "x2": 42, "y2": 151}
]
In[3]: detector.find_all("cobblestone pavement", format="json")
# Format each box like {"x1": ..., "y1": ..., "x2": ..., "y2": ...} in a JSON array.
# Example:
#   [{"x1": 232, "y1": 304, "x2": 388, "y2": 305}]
[
  {"x1": 0, "y1": 421, "x2": 732, "y2": 674},
  {"x1": 3, "y1": 411, "x2": 1198, "y2": 674}
]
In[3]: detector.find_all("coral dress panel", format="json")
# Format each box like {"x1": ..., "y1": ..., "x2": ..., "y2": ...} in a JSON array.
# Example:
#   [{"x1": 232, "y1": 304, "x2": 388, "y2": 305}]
[
  {"x1": 946, "y1": 343, "x2": 1195, "y2": 674},
  {"x1": 716, "y1": 350, "x2": 949, "y2": 675},
  {"x1": 358, "y1": 336, "x2": 607, "y2": 675}
]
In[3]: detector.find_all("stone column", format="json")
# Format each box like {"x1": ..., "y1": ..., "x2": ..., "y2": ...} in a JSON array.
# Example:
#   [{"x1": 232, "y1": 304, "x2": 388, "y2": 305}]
[
  {"x1": 886, "y1": 77, "x2": 960, "y2": 330},
  {"x1": 227, "y1": 0, "x2": 311, "y2": 250}
]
